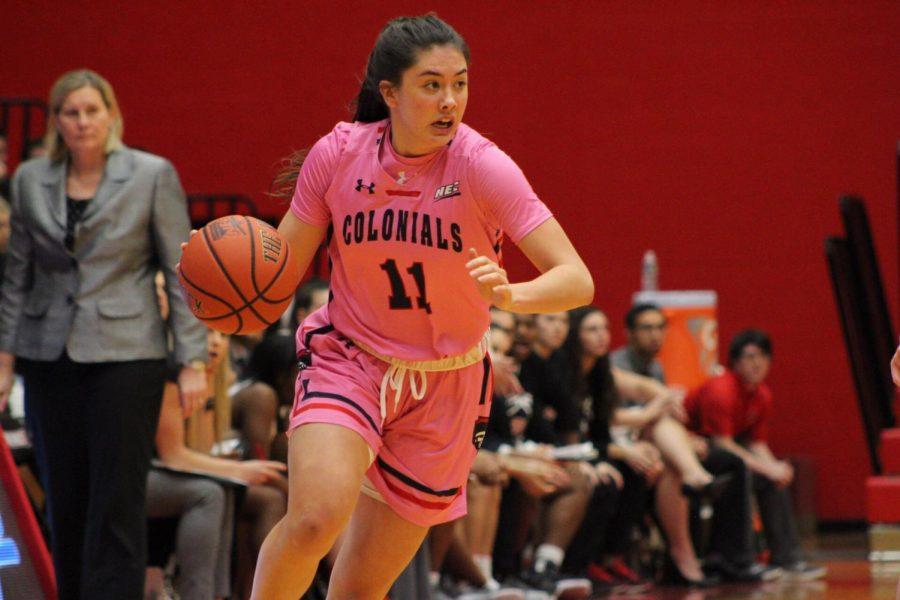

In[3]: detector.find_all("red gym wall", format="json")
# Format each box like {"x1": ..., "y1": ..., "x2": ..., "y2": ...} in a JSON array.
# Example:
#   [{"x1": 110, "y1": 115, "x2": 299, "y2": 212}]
[{"x1": 3, "y1": 1, "x2": 899, "y2": 520}]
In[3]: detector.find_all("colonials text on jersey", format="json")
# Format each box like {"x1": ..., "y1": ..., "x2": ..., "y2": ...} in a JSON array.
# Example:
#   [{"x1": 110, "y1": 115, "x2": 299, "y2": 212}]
[{"x1": 341, "y1": 208, "x2": 463, "y2": 252}]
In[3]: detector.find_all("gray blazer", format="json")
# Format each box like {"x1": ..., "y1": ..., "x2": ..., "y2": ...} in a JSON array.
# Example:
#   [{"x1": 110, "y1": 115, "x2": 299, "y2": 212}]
[{"x1": 0, "y1": 147, "x2": 206, "y2": 365}]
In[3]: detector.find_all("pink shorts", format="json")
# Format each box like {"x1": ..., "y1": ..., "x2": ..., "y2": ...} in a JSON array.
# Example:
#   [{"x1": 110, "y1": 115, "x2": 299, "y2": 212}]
[{"x1": 287, "y1": 308, "x2": 493, "y2": 527}]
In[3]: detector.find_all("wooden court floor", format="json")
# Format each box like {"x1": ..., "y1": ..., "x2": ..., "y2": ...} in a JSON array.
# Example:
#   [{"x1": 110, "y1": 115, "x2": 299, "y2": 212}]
[
  {"x1": 591, "y1": 531, "x2": 897, "y2": 599},
  {"x1": 610, "y1": 562, "x2": 895, "y2": 599}
]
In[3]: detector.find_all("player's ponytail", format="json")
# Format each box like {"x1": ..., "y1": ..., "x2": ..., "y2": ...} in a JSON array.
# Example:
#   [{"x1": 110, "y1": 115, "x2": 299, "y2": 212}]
[
  {"x1": 269, "y1": 148, "x2": 310, "y2": 201},
  {"x1": 272, "y1": 14, "x2": 469, "y2": 200}
]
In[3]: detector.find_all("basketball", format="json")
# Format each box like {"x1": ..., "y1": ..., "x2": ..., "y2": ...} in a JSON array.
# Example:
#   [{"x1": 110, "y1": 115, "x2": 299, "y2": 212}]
[{"x1": 178, "y1": 215, "x2": 302, "y2": 335}]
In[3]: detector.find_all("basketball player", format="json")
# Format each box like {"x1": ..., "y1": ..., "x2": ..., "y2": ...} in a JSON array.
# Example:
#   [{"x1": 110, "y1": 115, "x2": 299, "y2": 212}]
[{"x1": 251, "y1": 15, "x2": 594, "y2": 599}]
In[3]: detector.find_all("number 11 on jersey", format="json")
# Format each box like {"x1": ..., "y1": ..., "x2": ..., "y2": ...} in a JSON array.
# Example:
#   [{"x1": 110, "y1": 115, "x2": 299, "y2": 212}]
[{"x1": 380, "y1": 259, "x2": 432, "y2": 314}]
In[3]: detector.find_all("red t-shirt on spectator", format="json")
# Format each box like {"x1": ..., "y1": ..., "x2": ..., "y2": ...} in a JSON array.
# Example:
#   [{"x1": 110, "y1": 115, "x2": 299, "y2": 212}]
[{"x1": 684, "y1": 370, "x2": 773, "y2": 443}]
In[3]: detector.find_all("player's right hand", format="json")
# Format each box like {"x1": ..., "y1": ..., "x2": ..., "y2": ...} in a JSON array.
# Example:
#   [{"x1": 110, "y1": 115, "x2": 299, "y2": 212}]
[
  {"x1": 466, "y1": 248, "x2": 514, "y2": 310},
  {"x1": 891, "y1": 343, "x2": 900, "y2": 387}
]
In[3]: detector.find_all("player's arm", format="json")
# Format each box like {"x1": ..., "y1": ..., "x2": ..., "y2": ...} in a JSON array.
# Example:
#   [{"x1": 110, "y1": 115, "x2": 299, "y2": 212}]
[
  {"x1": 468, "y1": 218, "x2": 593, "y2": 313},
  {"x1": 277, "y1": 211, "x2": 329, "y2": 278}
]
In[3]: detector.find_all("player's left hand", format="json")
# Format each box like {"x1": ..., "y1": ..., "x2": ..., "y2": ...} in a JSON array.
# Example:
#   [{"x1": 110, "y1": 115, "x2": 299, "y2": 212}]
[{"x1": 467, "y1": 248, "x2": 513, "y2": 309}]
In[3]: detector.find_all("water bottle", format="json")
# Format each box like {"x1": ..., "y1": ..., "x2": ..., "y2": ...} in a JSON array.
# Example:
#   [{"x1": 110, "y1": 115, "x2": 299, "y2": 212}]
[{"x1": 641, "y1": 250, "x2": 658, "y2": 291}]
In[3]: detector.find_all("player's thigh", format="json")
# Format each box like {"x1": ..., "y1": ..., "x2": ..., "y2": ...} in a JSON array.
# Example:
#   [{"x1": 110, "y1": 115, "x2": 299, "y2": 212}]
[
  {"x1": 327, "y1": 494, "x2": 428, "y2": 600},
  {"x1": 286, "y1": 423, "x2": 371, "y2": 520}
]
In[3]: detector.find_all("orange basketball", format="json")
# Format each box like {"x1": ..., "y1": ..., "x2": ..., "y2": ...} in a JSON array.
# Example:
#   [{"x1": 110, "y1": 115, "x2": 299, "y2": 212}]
[{"x1": 178, "y1": 215, "x2": 302, "y2": 335}]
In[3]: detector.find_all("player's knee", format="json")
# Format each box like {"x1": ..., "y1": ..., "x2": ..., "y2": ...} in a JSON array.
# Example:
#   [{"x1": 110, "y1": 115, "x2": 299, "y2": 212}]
[
  {"x1": 328, "y1": 585, "x2": 388, "y2": 600},
  {"x1": 282, "y1": 508, "x2": 344, "y2": 555}
]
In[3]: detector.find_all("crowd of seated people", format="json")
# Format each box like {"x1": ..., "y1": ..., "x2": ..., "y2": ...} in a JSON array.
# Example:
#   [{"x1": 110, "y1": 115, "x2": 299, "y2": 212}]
[{"x1": 421, "y1": 304, "x2": 825, "y2": 599}]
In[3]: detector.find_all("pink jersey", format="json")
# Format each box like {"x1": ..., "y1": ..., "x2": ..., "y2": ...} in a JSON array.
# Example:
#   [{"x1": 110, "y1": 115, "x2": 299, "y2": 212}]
[{"x1": 291, "y1": 119, "x2": 552, "y2": 361}]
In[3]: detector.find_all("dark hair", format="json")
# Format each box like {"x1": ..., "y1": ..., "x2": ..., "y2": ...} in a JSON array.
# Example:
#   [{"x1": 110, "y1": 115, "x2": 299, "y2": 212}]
[
  {"x1": 728, "y1": 329, "x2": 772, "y2": 366},
  {"x1": 352, "y1": 14, "x2": 469, "y2": 122},
  {"x1": 244, "y1": 333, "x2": 297, "y2": 391},
  {"x1": 563, "y1": 306, "x2": 618, "y2": 424},
  {"x1": 270, "y1": 14, "x2": 468, "y2": 200},
  {"x1": 625, "y1": 302, "x2": 664, "y2": 330}
]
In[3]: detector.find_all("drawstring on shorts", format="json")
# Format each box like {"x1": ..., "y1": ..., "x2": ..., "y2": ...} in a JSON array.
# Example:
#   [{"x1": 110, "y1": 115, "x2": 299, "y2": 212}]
[
  {"x1": 379, "y1": 365, "x2": 427, "y2": 422},
  {"x1": 352, "y1": 330, "x2": 491, "y2": 426}
]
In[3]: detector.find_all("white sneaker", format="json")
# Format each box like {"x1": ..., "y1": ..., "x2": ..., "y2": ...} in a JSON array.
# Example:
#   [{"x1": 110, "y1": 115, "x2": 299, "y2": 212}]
[
  {"x1": 780, "y1": 562, "x2": 827, "y2": 581},
  {"x1": 555, "y1": 576, "x2": 592, "y2": 599}
]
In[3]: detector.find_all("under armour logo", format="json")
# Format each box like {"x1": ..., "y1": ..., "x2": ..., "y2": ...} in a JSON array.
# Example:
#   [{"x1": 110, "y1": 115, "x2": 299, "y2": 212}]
[
  {"x1": 355, "y1": 179, "x2": 375, "y2": 194},
  {"x1": 397, "y1": 171, "x2": 408, "y2": 185}
]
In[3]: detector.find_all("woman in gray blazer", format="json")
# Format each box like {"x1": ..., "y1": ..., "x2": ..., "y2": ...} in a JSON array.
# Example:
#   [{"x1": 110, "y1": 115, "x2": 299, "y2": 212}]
[{"x1": 0, "y1": 69, "x2": 208, "y2": 600}]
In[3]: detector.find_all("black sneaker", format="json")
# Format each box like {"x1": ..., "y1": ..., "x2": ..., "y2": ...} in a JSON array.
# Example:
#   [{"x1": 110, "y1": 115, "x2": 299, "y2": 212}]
[
  {"x1": 711, "y1": 560, "x2": 782, "y2": 582},
  {"x1": 518, "y1": 567, "x2": 556, "y2": 595},
  {"x1": 500, "y1": 576, "x2": 552, "y2": 600},
  {"x1": 521, "y1": 563, "x2": 592, "y2": 599}
]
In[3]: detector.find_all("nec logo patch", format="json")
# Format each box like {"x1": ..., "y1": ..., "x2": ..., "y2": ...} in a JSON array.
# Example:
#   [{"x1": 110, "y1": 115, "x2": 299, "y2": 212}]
[{"x1": 434, "y1": 181, "x2": 461, "y2": 201}]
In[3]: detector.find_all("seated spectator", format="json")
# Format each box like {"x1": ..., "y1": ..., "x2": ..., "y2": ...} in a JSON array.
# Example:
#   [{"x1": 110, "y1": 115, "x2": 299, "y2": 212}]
[
  {"x1": 560, "y1": 306, "x2": 665, "y2": 588},
  {"x1": 147, "y1": 328, "x2": 285, "y2": 600},
  {"x1": 685, "y1": 329, "x2": 826, "y2": 581},
  {"x1": 231, "y1": 333, "x2": 297, "y2": 463},
  {"x1": 230, "y1": 331, "x2": 264, "y2": 381},
  {"x1": 610, "y1": 302, "x2": 667, "y2": 382},
  {"x1": 521, "y1": 312, "x2": 579, "y2": 445},
  {"x1": 291, "y1": 277, "x2": 330, "y2": 331},
  {"x1": 442, "y1": 309, "x2": 587, "y2": 598},
  {"x1": 510, "y1": 312, "x2": 536, "y2": 365},
  {"x1": 458, "y1": 310, "x2": 514, "y2": 591},
  {"x1": 611, "y1": 304, "x2": 777, "y2": 583},
  {"x1": 430, "y1": 453, "x2": 515, "y2": 598},
  {"x1": 175, "y1": 328, "x2": 289, "y2": 597},
  {"x1": 268, "y1": 276, "x2": 329, "y2": 336},
  {"x1": 496, "y1": 311, "x2": 603, "y2": 596}
]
